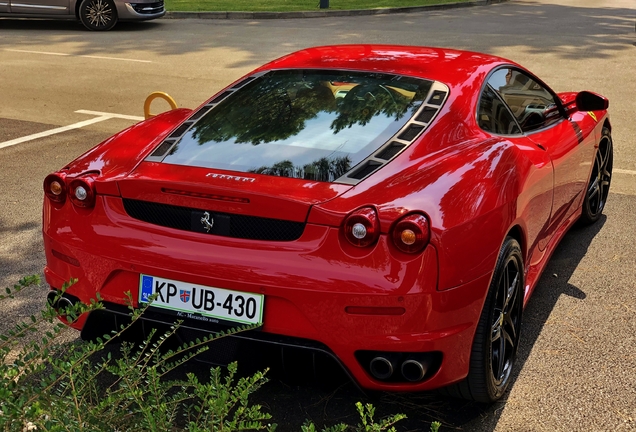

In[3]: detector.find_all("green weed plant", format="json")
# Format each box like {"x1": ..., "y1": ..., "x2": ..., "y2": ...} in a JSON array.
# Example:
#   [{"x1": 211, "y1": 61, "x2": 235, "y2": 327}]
[{"x1": 0, "y1": 276, "x2": 440, "y2": 431}]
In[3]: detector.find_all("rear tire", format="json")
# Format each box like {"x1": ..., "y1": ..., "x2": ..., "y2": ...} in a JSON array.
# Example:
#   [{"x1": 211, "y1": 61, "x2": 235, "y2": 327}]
[
  {"x1": 579, "y1": 127, "x2": 612, "y2": 225},
  {"x1": 79, "y1": 0, "x2": 118, "y2": 31},
  {"x1": 444, "y1": 237, "x2": 524, "y2": 402}
]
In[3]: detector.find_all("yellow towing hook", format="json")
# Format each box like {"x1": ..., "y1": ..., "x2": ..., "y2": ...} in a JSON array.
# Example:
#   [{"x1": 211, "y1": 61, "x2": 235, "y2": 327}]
[{"x1": 144, "y1": 92, "x2": 178, "y2": 120}]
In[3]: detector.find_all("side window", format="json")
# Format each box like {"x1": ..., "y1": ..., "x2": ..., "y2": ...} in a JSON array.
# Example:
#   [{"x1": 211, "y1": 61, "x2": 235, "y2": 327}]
[
  {"x1": 478, "y1": 84, "x2": 521, "y2": 135},
  {"x1": 488, "y1": 69, "x2": 562, "y2": 133}
]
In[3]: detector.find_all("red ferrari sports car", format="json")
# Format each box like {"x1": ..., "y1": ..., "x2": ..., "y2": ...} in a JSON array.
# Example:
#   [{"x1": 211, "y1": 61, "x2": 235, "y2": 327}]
[{"x1": 43, "y1": 45, "x2": 612, "y2": 402}]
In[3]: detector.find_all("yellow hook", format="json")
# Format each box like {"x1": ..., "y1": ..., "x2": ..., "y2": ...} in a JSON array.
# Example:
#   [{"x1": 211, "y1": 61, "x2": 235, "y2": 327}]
[{"x1": 144, "y1": 92, "x2": 178, "y2": 120}]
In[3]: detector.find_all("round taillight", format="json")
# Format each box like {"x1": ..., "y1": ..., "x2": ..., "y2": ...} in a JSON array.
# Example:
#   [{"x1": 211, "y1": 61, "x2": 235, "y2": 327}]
[
  {"x1": 44, "y1": 173, "x2": 67, "y2": 204},
  {"x1": 391, "y1": 213, "x2": 430, "y2": 254},
  {"x1": 343, "y1": 207, "x2": 380, "y2": 247},
  {"x1": 69, "y1": 177, "x2": 96, "y2": 208},
  {"x1": 50, "y1": 181, "x2": 63, "y2": 196},
  {"x1": 74, "y1": 185, "x2": 88, "y2": 201}
]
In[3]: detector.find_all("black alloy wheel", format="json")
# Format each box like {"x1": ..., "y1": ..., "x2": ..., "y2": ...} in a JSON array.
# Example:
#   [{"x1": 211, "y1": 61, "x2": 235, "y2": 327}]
[
  {"x1": 443, "y1": 237, "x2": 524, "y2": 403},
  {"x1": 79, "y1": 0, "x2": 118, "y2": 31},
  {"x1": 488, "y1": 245, "x2": 523, "y2": 390},
  {"x1": 580, "y1": 127, "x2": 613, "y2": 225}
]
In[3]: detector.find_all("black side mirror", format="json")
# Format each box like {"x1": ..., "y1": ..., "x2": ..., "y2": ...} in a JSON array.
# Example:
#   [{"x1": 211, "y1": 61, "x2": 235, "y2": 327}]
[{"x1": 575, "y1": 91, "x2": 609, "y2": 111}]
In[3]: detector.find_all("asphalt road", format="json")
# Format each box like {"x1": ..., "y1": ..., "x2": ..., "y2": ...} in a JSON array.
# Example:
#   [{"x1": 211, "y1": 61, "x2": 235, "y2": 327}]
[{"x1": 1, "y1": 0, "x2": 635, "y2": 430}]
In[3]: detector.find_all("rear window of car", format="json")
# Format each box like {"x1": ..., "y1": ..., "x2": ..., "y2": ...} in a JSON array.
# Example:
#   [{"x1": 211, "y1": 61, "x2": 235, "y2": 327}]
[{"x1": 160, "y1": 69, "x2": 435, "y2": 182}]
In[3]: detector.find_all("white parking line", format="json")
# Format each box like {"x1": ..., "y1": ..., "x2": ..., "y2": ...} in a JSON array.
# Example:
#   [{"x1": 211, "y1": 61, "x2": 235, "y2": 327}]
[
  {"x1": 0, "y1": 111, "x2": 144, "y2": 150},
  {"x1": 5, "y1": 49, "x2": 151, "y2": 63},
  {"x1": 5, "y1": 49, "x2": 70, "y2": 56},
  {"x1": 81, "y1": 55, "x2": 152, "y2": 63},
  {"x1": 75, "y1": 110, "x2": 144, "y2": 122},
  {"x1": 0, "y1": 116, "x2": 111, "y2": 150},
  {"x1": 614, "y1": 168, "x2": 636, "y2": 175}
]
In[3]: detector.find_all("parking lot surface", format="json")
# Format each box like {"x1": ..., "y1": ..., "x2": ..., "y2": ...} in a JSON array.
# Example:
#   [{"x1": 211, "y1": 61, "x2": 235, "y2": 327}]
[{"x1": 1, "y1": 0, "x2": 635, "y2": 430}]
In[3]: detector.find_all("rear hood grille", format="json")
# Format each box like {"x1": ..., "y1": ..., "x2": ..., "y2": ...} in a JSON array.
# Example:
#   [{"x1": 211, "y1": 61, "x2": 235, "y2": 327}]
[{"x1": 123, "y1": 199, "x2": 305, "y2": 241}]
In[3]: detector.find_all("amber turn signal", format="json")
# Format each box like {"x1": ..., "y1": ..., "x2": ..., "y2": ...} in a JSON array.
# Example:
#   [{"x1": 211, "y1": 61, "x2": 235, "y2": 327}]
[
  {"x1": 44, "y1": 173, "x2": 67, "y2": 204},
  {"x1": 391, "y1": 213, "x2": 430, "y2": 254}
]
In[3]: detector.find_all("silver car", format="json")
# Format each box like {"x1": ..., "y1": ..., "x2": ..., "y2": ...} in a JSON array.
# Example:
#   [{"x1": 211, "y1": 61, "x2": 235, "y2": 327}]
[{"x1": 0, "y1": 0, "x2": 164, "y2": 30}]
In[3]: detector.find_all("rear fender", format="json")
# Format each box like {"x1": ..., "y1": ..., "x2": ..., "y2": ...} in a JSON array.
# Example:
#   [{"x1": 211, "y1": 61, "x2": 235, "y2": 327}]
[{"x1": 62, "y1": 108, "x2": 192, "y2": 179}]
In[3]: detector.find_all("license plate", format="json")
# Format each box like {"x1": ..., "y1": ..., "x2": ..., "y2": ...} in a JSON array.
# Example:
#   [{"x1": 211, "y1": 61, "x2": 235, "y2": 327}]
[{"x1": 139, "y1": 274, "x2": 264, "y2": 326}]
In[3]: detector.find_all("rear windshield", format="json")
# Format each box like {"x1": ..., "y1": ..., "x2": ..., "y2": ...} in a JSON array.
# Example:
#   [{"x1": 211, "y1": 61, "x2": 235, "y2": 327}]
[{"x1": 162, "y1": 69, "x2": 433, "y2": 182}]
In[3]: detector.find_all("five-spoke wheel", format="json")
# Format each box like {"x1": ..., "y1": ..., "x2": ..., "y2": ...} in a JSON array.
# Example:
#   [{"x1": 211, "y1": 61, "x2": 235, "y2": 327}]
[
  {"x1": 489, "y1": 249, "x2": 522, "y2": 389},
  {"x1": 580, "y1": 127, "x2": 613, "y2": 225},
  {"x1": 444, "y1": 237, "x2": 524, "y2": 403}
]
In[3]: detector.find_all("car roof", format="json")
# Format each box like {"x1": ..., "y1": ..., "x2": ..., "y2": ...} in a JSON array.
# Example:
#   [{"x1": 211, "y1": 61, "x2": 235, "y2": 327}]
[{"x1": 254, "y1": 45, "x2": 516, "y2": 91}]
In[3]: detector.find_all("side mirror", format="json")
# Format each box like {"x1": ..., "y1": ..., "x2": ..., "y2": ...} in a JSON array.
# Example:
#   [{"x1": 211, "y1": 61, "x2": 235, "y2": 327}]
[{"x1": 575, "y1": 91, "x2": 609, "y2": 112}]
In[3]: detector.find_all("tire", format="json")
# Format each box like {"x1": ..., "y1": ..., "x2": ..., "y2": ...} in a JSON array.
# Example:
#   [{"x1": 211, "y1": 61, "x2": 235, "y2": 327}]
[
  {"x1": 579, "y1": 127, "x2": 613, "y2": 226},
  {"x1": 444, "y1": 237, "x2": 524, "y2": 403},
  {"x1": 79, "y1": 0, "x2": 118, "y2": 31}
]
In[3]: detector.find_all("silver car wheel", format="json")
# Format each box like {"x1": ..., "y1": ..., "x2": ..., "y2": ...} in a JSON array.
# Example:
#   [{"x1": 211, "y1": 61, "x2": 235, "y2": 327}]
[{"x1": 79, "y1": 0, "x2": 118, "y2": 31}]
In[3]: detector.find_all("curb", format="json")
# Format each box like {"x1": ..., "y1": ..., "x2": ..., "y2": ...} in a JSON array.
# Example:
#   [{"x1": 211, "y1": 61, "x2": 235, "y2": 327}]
[{"x1": 164, "y1": 0, "x2": 508, "y2": 20}]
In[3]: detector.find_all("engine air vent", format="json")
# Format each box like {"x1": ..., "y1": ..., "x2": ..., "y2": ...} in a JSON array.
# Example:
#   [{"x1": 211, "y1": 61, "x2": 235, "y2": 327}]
[
  {"x1": 349, "y1": 160, "x2": 382, "y2": 180},
  {"x1": 150, "y1": 139, "x2": 176, "y2": 157},
  {"x1": 398, "y1": 125, "x2": 425, "y2": 142},
  {"x1": 188, "y1": 107, "x2": 211, "y2": 121},
  {"x1": 169, "y1": 122, "x2": 192, "y2": 139},
  {"x1": 375, "y1": 142, "x2": 406, "y2": 160},
  {"x1": 427, "y1": 90, "x2": 447, "y2": 106},
  {"x1": 230, "y1": 76, "x2": 256, "y2": 89},
  {"x1": 210, "y1": 91, "x2": 232, "y2": 105},
  {"x1": 415, "y1": 107, "x2": 438, "y2": 123}
]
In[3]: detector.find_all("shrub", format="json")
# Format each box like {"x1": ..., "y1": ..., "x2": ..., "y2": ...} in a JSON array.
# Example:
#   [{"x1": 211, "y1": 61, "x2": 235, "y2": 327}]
[{"x1": 0, "y1": 276, "x2": 438, "y2": 431}]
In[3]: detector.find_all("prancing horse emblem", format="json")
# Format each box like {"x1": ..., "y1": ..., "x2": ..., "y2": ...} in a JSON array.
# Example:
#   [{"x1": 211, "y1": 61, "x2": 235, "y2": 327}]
[{"x1": 200, "y1": 211, "x2": 214, "y2": 232}]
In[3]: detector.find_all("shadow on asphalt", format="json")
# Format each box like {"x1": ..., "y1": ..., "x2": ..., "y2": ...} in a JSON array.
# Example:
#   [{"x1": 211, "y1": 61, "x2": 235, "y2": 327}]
[
  {"x1": 0, "y1": 18, "x2": 162, "y2": 32},
  {"x1": 0, "y1": 125, "x2": 114, "y2": 334},
  {"x1": 0, "y1": 2, "x2": 634, "y2": 66},
  {"x1": 0, "y1": 214, "x2": 50, "y2": 333}
]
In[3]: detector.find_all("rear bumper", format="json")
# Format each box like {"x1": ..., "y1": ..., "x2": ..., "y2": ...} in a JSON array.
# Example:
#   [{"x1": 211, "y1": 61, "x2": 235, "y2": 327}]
[{"x1": 43, "y1": 194, "x2": 491, "y2": 391}]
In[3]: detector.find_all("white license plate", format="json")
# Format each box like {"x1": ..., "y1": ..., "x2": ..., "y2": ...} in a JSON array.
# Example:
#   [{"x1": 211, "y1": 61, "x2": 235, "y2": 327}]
[{"x1": 139, "y1": 274, "x2": 264, "y2": 325}]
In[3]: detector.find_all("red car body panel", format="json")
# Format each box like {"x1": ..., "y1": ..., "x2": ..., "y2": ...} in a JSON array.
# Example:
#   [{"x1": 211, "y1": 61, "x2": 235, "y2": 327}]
[{"x1": 42, "y1": 45, "x2": 610, "y2": 391}]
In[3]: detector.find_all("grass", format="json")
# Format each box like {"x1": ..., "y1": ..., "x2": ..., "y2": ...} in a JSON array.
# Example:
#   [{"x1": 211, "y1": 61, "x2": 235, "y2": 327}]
[{"x1": 164, "y1": 0, "x2": 470, "y2": 13}]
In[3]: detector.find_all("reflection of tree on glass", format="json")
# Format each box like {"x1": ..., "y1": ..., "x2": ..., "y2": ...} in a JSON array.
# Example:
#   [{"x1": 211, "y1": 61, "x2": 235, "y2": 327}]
[
  {"x1": 249, "y1": 156, "x2": 352, "y2": 182},
  {"x1": 331, "y1": 84, "x2": 411, "y2": 133},
  {"x1": 191, "y1": 83, "x2": 316, "y2": 146},
  {"x1": 160, "y1": 69, "x2": 434, "y2": 181},
  {"x1": 191, "y1": 72, "x2": 425, "y2": 146}
]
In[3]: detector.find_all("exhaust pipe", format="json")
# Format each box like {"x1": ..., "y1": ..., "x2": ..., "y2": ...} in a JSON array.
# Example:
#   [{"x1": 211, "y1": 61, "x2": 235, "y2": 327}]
[
  {"x1": 57, "y1": 297, "x2": 74, "y2": 311},
  {"x1": 46, "y1": 290, "x2": 76, "y2": 314},
  {"x1": 369, "y1": 356, "x2": 395, "y2": 380},
  {"x1": 401, "y1": 358, "x2": 429, "y2": 382},
  {"x1": 46, "y1": 290, "x2": 59, "y2": 308}
]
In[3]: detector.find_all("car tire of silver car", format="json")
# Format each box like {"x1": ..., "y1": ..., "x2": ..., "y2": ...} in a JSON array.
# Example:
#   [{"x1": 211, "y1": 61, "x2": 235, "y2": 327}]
[
  {"x1": 79, "y1": 0, "x2": 118, "y2": 31},
  {"x1": 579, "y1": 127, "x2": 613, "y2": 226},
  {"x1": 443, "y1": 236, "x2": 524, "y2": 403}
]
